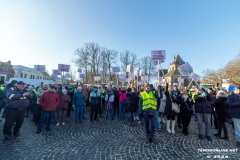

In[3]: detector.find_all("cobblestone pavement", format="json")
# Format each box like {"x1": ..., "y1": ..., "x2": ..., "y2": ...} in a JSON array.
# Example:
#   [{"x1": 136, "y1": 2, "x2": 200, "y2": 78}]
[{"x1": 0, "y1": 113, "x2": 239, "y2": 160}]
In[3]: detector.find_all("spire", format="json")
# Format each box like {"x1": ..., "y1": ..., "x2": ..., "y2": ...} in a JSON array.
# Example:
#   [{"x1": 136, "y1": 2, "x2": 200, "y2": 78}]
[{"x1": 172, "y1": 54, "x2": 185, "y2": 65}]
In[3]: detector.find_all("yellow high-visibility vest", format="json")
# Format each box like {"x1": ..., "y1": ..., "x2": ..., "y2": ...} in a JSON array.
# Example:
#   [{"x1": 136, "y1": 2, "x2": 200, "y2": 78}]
[{"x1": 141, "y1": 91, "x2": 157, "y2": 110}]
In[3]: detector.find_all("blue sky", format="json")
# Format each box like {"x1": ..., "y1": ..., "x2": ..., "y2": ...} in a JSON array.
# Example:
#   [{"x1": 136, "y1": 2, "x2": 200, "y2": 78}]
[{"x1": 1, "y1": 0, "x2": 240, "y2": 76}]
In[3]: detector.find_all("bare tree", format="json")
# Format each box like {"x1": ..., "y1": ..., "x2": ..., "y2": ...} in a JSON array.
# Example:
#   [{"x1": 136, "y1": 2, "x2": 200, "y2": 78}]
[
  {"x1": 73, "y1": 48, "x2": 89, "y2": 83},
  {"x1": 103, "y1": 49, "x2": 118, "y2": 81},
  {"x1": 139, "y1": 56, "x2": 156, "y2": 81},
  {"x1": 120, "y1": 50, "x2": 138, "y2": 76},
  {"x1": 201, "y1": 57, "x2": 240, "y2": 86},
  {"x1": 86, "y1": 42, "x2": 101, "y2": 76}
]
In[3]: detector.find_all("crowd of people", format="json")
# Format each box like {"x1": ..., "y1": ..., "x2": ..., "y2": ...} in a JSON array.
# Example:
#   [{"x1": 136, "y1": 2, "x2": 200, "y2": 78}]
[{"x1": 0, "y1": 80, "x2": 239, "y2": 148}]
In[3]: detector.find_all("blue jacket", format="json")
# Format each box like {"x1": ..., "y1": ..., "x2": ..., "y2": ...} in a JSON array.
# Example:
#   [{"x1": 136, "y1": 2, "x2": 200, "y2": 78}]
[
  {"x1": 6, "y1": 87, "x2": 32, "y2": 109},
  {"x1": 73, "y1": 92, "x2": 85, "y2": 107},
  {"x1": 227, "y1": 93, "x2": 240, "y2": 119}
]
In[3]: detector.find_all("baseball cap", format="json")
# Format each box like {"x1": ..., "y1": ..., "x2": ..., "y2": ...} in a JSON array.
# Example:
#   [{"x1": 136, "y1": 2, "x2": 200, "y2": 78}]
[
  {"x1": 17, "y1": 81, "x2": 25, "y2": 85},
  {"x1": 11, "y1": 80, "x2": 18, "y2": 84}
]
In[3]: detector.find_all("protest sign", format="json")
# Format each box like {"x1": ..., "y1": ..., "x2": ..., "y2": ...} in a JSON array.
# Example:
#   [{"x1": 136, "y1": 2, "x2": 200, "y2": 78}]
[
  {"x1": 58, "y1": 64, "x2": 70, "y2": 72},
  {"x1": 177, "y1": 62, "x2": 193, "y2": 76}
]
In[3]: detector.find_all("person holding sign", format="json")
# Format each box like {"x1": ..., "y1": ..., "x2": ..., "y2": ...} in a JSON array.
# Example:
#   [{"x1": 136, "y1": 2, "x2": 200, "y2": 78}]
[{"x1": 164, "y1": 83, "x2": 178, "y2": 134}]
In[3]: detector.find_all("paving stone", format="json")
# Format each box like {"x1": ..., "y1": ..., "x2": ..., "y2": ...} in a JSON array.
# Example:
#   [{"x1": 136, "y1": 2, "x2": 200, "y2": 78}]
[{"x1": 0, "y1": 114, "x2": 239, "y2": 160}]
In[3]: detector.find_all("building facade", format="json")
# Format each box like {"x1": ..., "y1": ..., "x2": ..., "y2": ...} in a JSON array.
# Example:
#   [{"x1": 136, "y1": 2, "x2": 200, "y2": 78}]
[
  {"x1": 0, "y1": 61, "x2": 15, "y2": 81},
  {"x1": 164, "y1": 55, "x2": 193, "y2": 87},
  {"x1": 12, "y1": 65, "x2": 51, "y2": 80}
]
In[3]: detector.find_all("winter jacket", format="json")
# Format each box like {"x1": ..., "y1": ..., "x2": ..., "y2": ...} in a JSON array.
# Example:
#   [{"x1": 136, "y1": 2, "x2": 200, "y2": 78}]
[
  {"x1": 73, "y1": 92, "x2": 85, "y2": 107},
  {"x1": 119, "y1": 91, "x2": 128, "y2": 102},
  {"x1": 178, "y1": 95, "x2": 194, "y2": 117},
  {"x1": 194, "y1": 95, "x2": 212, "y2": 114},
  {"x1": 89, "y1": 91, "x2": 101, "y2": 105},
  {"x1": 126, "y1": 92, "x2": 139, "y2": 113},
  {"x1": 57, "y1": 94, "x2": 71, "y2": 110},
  {"x1": 41, "y1": 91, "x2": 60, "y2": 111},
  {"x1": 227, "y1": 93, "x2": 240, "y2": 119},
  {"x1": 164, "y1": 83, "x2": 178, "y2": 116},
  {"x1": 5, "y1": 87, "x2": 32, "y2": 109},
  {"x1": 212, "y1": 97, "x2": 228, "y2": 122}
]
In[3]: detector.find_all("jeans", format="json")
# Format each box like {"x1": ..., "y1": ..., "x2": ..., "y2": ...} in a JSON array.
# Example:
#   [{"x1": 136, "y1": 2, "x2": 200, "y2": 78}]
[
  {"x1": 196, "y1": 113, "x2": 211, "y2": 137},
  {"x1": 217, "y1": 121, "x2": 228, "y2": 137},
  {"x1": 137, "y1": 107, "x2": 142, "y2": 121},
  {"x1": 155, "y1": 111, "x2": 161, "y2": 129},
  {"x1": 83, "y1": 104, "x2": 85, "y2": 119},
  {"x1": 38, "y1": 111, "x2": 54, "y2": 129},
  {"x1": 56, "y1": 110, "x2": 66, "y2": 123},
  {"x1": 128, "y1": 112, "x2": 134, "y2": 123},
  {"x1": 119, "y1": 102, "x2": 126, "y2": 120},
  {"x1": 75, "y1": 106, "x2": 84, "y2": 122},
  {"x1": 232, "y1": 118, "x2": 240, "y2": 142},
  {"x1": 143, "y1": 114, "x2": 155, "y2": 139}
]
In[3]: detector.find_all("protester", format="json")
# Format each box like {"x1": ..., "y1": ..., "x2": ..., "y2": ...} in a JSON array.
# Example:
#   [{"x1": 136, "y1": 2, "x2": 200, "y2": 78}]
[
  {"x1": 89, "y1": 86, "x2": 101, "y2": 122},
  {"x1": 212, "y1": 90, "x2": 229, "y2": 140},
  {"x1": 140, "y1": 84, "x2": 158, "y2": 143},
  {"x1": 158, "y1": 86, "x2": 166, "y2": 124},
  {"x1": 36, "y1": 85, "x2": 60, "y2": 133},
  {"x1": 227, "y1": 86, "x2": 240, "y2": 148},
  {"x1": 171, "y1": 85, "x2": 181, "y2": 129},
  {"x1": 194, "y1": 88, "x2": 213, "y2": 141},
  {"x1": 33, "y1": 84, "x2": 48, "y2": 126},
  {"x1": 105, "y1": 87, "x2": 115, "y2": 120},
  {"x1": 72, "y1": 87, "x2": 85, "y2": 123},
  {"x1": 178, "y1": 89, "x2": 194, "y2": 135},
  {"x1": 56, "y1": 89, "x2": 71, "y2": 126},
  {"x1": 3, "y1": 81, "x2": 32, "y2": 140},
  {"x1": 126, "y1": 87, "x2": 139, "y2": 126},
  {"x1": 26, "y1": 85, "x2": 37, "y2": 118},
  {"x1": 82, "y1": 85, "x2": 88, "y2": 119},
  {"x1": 165, "y1": 83, "x2": 178, "y2": 134},
  {"x1": 113, "y1": 86, "x2": 120, "y2": 118},
  {"x1": 119, "y1": 87, "x2": 128, "y2": 120},
  {"x1": 208, "y1": 88, "x2": 218, "y2": 130}
]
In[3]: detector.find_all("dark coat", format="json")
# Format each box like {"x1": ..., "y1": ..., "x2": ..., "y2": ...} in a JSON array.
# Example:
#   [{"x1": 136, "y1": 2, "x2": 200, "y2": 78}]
[
  {"x1": 126, "y1": 92, "x2": 139, "y2": 113},
  {"x1": 227, "y1": 93, "x2": 240, "y2": 119},
  {"x1": 6, "y1": 87, "x2": 32, "y2": 109},
  {"x1": 194, "y1": 95, "x2": 212, "y2": 114},
  {"x1": 57, "y1": 94, "x2": 71, "y2": 110},
  {"x1": 164, "y1": 83, "x2": 178, "y2": 116},
  {"x1": 212, "y1": 97, "x2": 228, "y2": 122},
  {"x1": 178, "y1": 96, "x2": 194, "y2": 117}
]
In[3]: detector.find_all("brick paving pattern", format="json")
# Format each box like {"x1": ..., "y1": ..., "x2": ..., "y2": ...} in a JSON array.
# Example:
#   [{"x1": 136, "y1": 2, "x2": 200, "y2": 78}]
[{"x1": 0, "y1": 115, "x2": 239, "y2": 160}]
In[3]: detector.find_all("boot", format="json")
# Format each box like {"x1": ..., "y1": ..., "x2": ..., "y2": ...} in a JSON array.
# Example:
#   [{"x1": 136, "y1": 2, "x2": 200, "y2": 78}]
[
  {"x1": 171, "y1": 120, "x2": 176, "y2": 134},
  {"x1": 166, "y1": 120, "x2": 171, "y2": 133},
  {"x1": 162, "y1": 116, "x2": 166, "y2": 123}
]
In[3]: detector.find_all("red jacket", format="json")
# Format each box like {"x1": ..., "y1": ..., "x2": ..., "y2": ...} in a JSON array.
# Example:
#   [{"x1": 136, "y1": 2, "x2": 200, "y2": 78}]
[
  {"x1": 57, "y1": 94, "x2": 71, "y2": 110},
  {"x1": 41, "y1": 91, "x2": 60, "y2": 111}
]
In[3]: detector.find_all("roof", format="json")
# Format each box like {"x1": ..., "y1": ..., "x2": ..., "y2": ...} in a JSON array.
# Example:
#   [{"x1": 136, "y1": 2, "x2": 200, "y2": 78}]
[
  {"x1": 171, "y1": 55, "x2": 185, "y2": 65},
  {"x1": 165, "y1": 69, "x2": 182, "y2": 77}
]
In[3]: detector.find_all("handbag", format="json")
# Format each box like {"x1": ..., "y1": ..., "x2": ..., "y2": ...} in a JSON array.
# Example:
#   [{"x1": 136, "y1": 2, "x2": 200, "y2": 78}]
[{"x1": 170, "y1": 95, "x2": 180, "y2": 113}]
